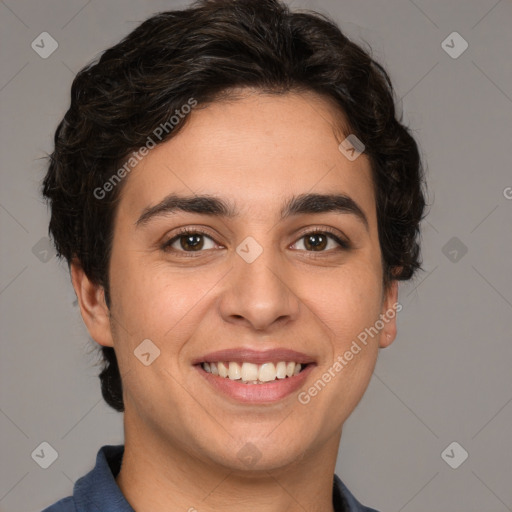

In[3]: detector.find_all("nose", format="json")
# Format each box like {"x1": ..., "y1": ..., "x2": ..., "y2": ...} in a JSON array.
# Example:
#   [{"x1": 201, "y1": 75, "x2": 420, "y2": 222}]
[{"x1": 218, "y1": 246, "x2": 300, "y2": 332}]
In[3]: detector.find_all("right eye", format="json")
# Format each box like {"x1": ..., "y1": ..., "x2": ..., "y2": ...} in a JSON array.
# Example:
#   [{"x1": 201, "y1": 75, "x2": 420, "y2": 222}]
[{"x1": 161, "y1": 228, "x2": 220, "y2": 253}]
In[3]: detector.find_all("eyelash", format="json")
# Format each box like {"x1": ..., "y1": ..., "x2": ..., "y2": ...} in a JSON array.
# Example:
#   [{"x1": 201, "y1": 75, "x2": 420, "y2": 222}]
[{"x1": 161, "y1": 226, "x2": 351, "y2": 256}]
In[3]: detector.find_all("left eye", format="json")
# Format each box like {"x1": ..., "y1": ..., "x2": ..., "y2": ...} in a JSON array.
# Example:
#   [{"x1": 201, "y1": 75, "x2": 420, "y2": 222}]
[{"x1": 291, "y1": 232, "x2": 343, "y2": 252}]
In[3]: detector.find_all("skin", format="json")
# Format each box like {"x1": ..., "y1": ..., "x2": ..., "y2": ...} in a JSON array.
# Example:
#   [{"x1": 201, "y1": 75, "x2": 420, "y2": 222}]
[{"x1": 72, "y1": 89, "x2": 399, "y2": 512}]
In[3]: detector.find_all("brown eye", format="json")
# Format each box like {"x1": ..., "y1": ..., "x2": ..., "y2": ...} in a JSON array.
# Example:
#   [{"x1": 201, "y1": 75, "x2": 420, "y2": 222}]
[
  {"x1": 163, "y1": 231, "x2": 217, "y2": 252},
  {"x1": 179, "y1": 233, "x2": 205, "y2": 251},
  {"x1": 292, "y1": 231, "x2": 347, "y2": 252},
  {"x1": 304, "y1": 233, "x2": 328, "y2": 251}
]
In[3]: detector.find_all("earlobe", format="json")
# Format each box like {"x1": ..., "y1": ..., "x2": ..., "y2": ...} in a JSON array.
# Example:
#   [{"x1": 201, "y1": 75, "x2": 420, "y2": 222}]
[
  {"x1": 70, "y1": 260, "x2": 114, "y2": 348},
  {"x1": 379, "y1": 280, "x2": 399, "y2": 349}
]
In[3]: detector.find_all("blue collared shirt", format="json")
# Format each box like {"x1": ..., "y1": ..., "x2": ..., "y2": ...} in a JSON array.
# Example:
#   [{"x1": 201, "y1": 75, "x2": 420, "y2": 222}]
[{"x1": 41, "y1": 445, "x2": 380, "y2": 512}]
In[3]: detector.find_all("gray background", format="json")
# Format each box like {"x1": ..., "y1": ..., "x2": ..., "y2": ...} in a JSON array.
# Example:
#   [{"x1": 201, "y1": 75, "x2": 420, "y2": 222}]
[{"x1": 0, "y1": 0, "x2": 511, "y2": 511}]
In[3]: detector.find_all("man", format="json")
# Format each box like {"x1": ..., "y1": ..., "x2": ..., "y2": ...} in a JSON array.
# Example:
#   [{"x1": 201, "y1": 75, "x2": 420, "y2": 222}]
[{"x1": 41, "y1": 0, "x2": 426, "y2": 510}]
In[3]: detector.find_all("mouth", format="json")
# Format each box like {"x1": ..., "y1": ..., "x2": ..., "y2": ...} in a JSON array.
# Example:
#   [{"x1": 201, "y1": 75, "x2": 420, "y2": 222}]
[{"x1": 193, "y1": 348, "x2": 316, "y2": 403}]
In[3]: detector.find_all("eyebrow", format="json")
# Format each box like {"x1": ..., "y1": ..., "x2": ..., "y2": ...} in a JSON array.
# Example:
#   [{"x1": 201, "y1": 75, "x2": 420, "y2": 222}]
[{"x1": 135, "y1": 192, "x2": 369, "y2": 231}]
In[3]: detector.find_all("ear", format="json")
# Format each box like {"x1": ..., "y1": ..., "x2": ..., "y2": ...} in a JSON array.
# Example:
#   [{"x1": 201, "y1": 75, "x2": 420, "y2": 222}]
[
  {"x1": 70, "y1": 260, "x2": 114, "y2": 347},
  {"x1": 378, "y1": 279, "x2": 400, "y2": 349}
]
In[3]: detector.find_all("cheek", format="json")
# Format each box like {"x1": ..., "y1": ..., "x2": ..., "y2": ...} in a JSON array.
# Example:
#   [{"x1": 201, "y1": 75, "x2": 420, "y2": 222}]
[
  {"x1": 304, "y1": 263, "x2": 383, "y2": 348},
  {"x1": 298, "y1": 269, "x2": 382, "y2": 425},
  {"x1": 109, "y1": 254, "x2": 220, "y2": 340}
]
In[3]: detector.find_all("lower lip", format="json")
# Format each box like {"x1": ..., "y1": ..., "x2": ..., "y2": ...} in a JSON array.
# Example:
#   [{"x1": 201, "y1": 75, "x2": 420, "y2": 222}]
[{"x1": 196, "y1": 364, "x2": 315, "y2": 403}]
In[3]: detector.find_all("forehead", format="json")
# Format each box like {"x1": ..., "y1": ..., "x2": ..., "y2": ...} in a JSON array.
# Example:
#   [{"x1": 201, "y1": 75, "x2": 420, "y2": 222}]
[{"x1": 117, "y1": 90, "x2": 376, "y2": 225}]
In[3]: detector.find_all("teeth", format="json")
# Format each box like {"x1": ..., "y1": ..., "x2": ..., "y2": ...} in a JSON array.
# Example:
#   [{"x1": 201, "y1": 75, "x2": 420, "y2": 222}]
[
  {"x1": 276, "y1": 361, "x2": 287, "y2": 379},
  {"x1": 241, "y1": 362, "x2": 259, "y2": 381},
  {"x1": 259, "y1": 362, "x2": 276, "y2": 382},
  {"x1": 202, "y1": 361, "x2": 304, "y2": 383},
  {"x1": 218, "y1": 361, "x2": 228, "y2": 378},
  {"x1": 228, "y1": 361, "x2": 241, "y2": 380}
]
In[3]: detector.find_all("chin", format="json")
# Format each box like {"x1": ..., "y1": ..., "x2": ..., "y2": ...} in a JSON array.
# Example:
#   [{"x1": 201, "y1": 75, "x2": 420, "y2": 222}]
[{"x1": 199, "y1": 433, "x2": 313, "y2": 474}]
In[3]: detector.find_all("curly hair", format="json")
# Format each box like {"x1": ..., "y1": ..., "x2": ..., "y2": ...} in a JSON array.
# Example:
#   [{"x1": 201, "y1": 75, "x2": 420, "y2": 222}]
[{"x1": 42, "y1": 0, "x2": 427, "y2": 412}]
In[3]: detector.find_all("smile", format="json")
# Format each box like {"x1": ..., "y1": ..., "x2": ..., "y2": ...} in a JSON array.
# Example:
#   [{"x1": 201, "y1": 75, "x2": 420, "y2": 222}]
[{"x1": 193, "y1": 348, "x2": 316, "y2": 403}]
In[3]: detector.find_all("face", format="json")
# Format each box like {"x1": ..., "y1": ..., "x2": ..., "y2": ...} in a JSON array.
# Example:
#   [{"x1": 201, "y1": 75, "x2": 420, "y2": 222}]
[{"x1": 75, "y1": 89, "x2": 398, "y2": 473}]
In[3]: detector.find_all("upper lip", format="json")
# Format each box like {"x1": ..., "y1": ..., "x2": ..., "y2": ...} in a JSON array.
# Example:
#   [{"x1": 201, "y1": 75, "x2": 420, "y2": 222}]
[{"x1": 192, "y1": 348, "x2": 316, "y2": 365}]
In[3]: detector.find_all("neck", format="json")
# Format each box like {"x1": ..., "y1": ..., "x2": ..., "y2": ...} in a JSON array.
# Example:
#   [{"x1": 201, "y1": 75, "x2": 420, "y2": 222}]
[{"x1": 116, "y1": 410, "x2": 341, "y2": 512}]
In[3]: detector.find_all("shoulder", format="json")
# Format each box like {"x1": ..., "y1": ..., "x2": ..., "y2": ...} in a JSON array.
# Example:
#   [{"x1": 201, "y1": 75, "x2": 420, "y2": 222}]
[
  {"x1": 39, "y1": 444, "x2": 126, "y2": 512},
  {"x1": 334, "y1": 474, "x2": 381, "y2": 512},
  {"x1": 40, "y1": 496, "x2": 77, "y2": 512}
]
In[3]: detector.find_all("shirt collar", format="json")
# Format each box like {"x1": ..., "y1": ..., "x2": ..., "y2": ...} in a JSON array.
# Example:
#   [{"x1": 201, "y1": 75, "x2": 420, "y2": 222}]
[
  {"x1": 71, "y1": 444, "x2": 379, "y2": 512},
  {"x1": 73, "y1": 445, "x2": 133, "y2": 512}
]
